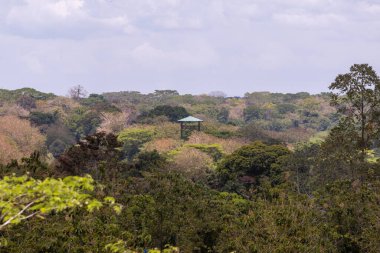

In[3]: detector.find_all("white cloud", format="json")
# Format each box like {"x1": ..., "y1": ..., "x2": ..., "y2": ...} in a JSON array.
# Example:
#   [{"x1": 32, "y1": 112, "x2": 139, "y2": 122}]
[
  {"x1": 7, "y1": 0, "x2": 85, "y2": 23},
  {"x1": 4, "y1": 0, "x2": 134, "y2": 38},
  {"x1": 0, "y1": 0, "x2": 380, "y2": 95}
]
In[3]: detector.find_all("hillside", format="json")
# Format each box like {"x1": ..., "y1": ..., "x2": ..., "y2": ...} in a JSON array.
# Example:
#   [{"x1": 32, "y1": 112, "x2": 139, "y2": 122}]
[{"x1": 0, "y1": 88, "x2": 336, "y2": 164}]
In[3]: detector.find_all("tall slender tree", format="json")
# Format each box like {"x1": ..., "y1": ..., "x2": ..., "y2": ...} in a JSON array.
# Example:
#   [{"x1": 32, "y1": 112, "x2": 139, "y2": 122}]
[{"x1": 329, "y1": 64, "x2": 380, "y2": 155}]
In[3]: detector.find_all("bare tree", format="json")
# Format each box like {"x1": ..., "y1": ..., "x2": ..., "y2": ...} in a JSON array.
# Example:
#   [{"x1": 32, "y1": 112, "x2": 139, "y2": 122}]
[{"x1": 68, "y1": 85, "x2": 88, "y2": 100}]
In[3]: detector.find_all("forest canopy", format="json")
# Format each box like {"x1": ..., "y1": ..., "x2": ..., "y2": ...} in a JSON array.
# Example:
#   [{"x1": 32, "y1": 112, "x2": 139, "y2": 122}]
[{"x1": 1, "y1": 64, "x2": 380, "y2": 252}]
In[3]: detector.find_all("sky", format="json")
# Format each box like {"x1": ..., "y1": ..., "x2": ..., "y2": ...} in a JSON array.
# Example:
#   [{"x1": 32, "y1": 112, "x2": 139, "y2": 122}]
[{"x1": 0, "y1": 0, "x2": 380, "y2": 96}]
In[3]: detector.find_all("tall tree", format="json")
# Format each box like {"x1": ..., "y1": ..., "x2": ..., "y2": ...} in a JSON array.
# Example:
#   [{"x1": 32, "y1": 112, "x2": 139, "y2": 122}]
[{"x1": 329, "y1": 64, "x2": 380, "y2": 154}]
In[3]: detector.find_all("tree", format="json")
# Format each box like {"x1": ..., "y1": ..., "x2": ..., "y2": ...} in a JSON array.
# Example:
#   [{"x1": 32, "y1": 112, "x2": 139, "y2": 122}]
[
  {"x1": 81, "y1": 94, "x2": 120, "y2": 112},
  {"x1": 277, "y1": 103, "x2": 297, "y2": 114},
  {"x1": 139, "y1": 105, "x2": 189, "y2": 122},
  {"x1": 329, "y1": 64, "x2": 380, "y2": 155},
  {"x1": 0, "y1": 174, "x2": 120, "y2": 231},
  {"x1": 118, "y1": 128, "x2": 155, "y2": 160},
  {"x1": 0, "y1": 116, "x2": 45, "y2": 164},
  {"x1": 243, "y1": 105, "x2": 264, "y2": 122},
  {"x1": 66, "y1": 107, "x2": 101, "y2": 140},
  {"x1": 58, "y1": 132, "x2": 122, "y2": 177},
  {"x1": 16, "y1": 94, "x2": 36, "y2": 110},
  {"x1": 217, "y1": 141, "x2": 290, "y2": 192},
  {"x1": 46, "y1": 124, "x2": 76, "y2": 157},
  {"x1": 217, "y1": 108, "x2": 229, "y2": 123},
  {"x1": 68, "y1": 85, "x2": 88, "y2": 100},
  {"x1": 29, "y1": 111, "x2": 58, "y2": 126}
]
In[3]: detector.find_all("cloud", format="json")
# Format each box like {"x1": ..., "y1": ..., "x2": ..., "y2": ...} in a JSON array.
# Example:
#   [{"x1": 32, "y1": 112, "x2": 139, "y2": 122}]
[
  {"x1": 4, "y1": 0, "x2": 134, "y2": 38},
  {"x1": 0, "y1": 0, "x2": 379, "y2": 96}
]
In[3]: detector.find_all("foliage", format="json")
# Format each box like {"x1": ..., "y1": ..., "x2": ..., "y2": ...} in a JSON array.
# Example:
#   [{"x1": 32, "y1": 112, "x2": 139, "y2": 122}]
[
  {"x1": 0, "y1": 116, "x2": 45, "y2": 164},
  {"x1": 243, "y1": 105, "x2": 264, "y2": 122},
  {"x1": 238, "y1": 122, "x2": 280, "y2": 144},
  {"x1": 65, "y1": 107, "x2": 101, "y2": 140},
  {"x1": 105, "y1": 241, "x2": 179, "y2": 253},
  {"x1": 217, "y1": 192, "x2": 334, "y2": 252},
  {"x1": 81, "y1": 94, "x2": 120, "y2": 112},
  {"x1": 58, "y1": 132, "x2": 122, "y2": 178},
  {"x1": 0, "y1": 88, "x2": 55, "y2": 103},
  {"x1": 16, "y1": 95, "x2": 36, "y2": 110},
  {"x1": 139, "y1": 105, "x2": 189, "y2": 122},
  {"x1": 276, "y1": 103, "x2": 297, "y2": 114},
  {"x1": 98, "y1": 111, "x2": 133, "y2": 133},
  {"x1": 29, "y1": 111, "x2": 58, "y2": 126},
  {"x1": 45, "y1": 124, "x2": 76, "y2": 157},
  {"x1": 216, "y1": 107, "x2": 229, "y2": 123},
  {"x1": 118, "y1": 128, "x2": 155, "y2": 160},
  {"x1": 0, "y1": 174, "x2": 111, "y2": 231},
  {"x1": 184, "y1": 144, "x2": 224, "y2": 162},
  {"x1": 0, "y1": 152, "x2": 51, "y2": 179},
  {"x1": 329, "y1": 64, "x2": 380, "y2": 153},
  {"x1": 315, "y1": 179, "x2": 380, "y2": 252},
  {"x1": 4, "y1": 75, "x2": 380, "y2": 252},
  {"x1": 168, "y1": 147, "x2": 215, "y2": 183},
  {"x1": 217, "y1": 141, "x2": 290, "y2": 191}
]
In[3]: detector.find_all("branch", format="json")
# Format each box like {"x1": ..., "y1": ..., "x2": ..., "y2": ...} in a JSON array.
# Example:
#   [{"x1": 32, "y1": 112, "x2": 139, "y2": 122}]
[
  {"x1": 20, "y1": 211, "x2": 40, "y2": 221},
  {"x1": 0, "y1": 201, "x2": 35, "y2": 230}
]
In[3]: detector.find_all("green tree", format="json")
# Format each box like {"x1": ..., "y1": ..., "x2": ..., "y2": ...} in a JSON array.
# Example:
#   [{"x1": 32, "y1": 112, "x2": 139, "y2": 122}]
[
  {"x1": 329, "y1": 64, "x2": 380, "y2": 155},
  {"x1": 66, "y1": 107, "x2": 101, "y2": 141},
  {"x1": 217, "y1": 141, "x2": 290, "y2": 192},
  {"x1": 316, "y1": 179, "x2": 380, "y2": 252},
  {"x1": 139, "y1": 105, "x2": 189, "y2": 122},
  {"x1": 0, "y1": 175, "x2": 118, "y2": 231},
  {"x1": 243, "y1": 105, "x2": 264, "y2": 122},
  {"x1": 118, "y1": 128, "x2": 155, "y2": 160},
  {"x1": 277, "y1": 103, "x2": 297, "y2": 114},
  {"x1": 81, "y1": 94, "x2": 120, "y2": 112}
]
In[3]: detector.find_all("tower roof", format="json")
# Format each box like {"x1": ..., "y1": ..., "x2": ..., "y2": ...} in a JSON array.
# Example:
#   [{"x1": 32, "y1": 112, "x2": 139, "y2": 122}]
[{"x1": 178, "y1": 116, "x2": 203, "y2": 122}]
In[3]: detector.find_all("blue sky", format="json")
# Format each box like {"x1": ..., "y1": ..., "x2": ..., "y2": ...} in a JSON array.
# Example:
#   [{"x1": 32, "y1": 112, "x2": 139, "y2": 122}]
[{"x1": 0, "y1": 0, "x2": 380, "y2": 96}]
